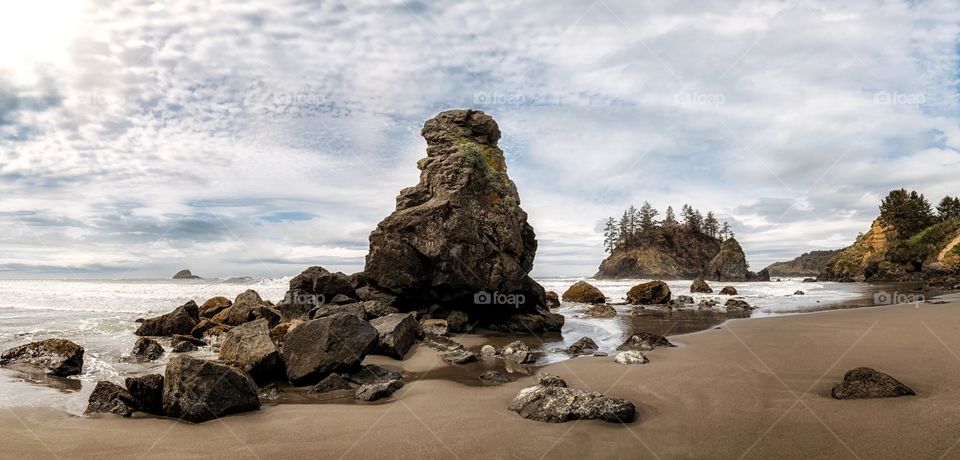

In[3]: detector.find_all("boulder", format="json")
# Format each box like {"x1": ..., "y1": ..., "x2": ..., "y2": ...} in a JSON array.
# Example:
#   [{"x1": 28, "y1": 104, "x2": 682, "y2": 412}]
[
  {"x1": 0, "y1": 339, "x2": 84, "y2": 376},
  {"x1": 172, "y1": 342, "x2": 197, "y2": 353},
  {"x1": 330, "y1": 294, "x2": 355, "y2": 305},
  {"x1": 445, "y1": 310, "x2": 470, "y2": 333},
  {"x1": 479, "y1": 371, "x2": 511, "y2": 386},
  {"x1": 355, "y1": 286, "x2": 397, "y2": 304},
  {"x1": 617, "y1": 333, "x2": 674, "y2": 351},
  {"x1": 706, "y1": 238, "x2": 751, "y2": 281},
  {"x1": 719, "y1": 286, "x2": 738, "y2": 295},
  {"x1": 562, "y1": 281, "x2": 606, "y2": 304},
  {"x1": 364, "y1": 110, "x2": 554, "y2": 331},
  {"x1": 676, "y1": 295, "x2": 695, "y2": 305},
  {"x1": 422, "y1": 335, "x2": 477, "y2": 364},
  {"x1": 566, "y1": 337, "x2": 599, "y2": 355},
  {"x1": 508, "y1": 374, "x2": 636, "y2": 423},
  {"x1": 536, "y1": 373, "x2": 567, "y2": 388},
  {"x1": 162, "y1": 355, "x2": 260, "y2": 423},
  {"x1": 502, "y1": 340, "x2": 535, "y2": 363},
  {"x1": 172, "y1": 269, "x2": 201, "y2": 279},
  {"x1": 199, "y1": 296, "x2": 232, "y2": 319},
  {"x1": 130, "y1": 337, "x2": 164, "y2": 362},
  {"x1": 191, "y1": 320, "x2": 231, "y2": 340},
  {"x1": 309, "y1": 373, "x2": 353, "y2": 397},
  {"x1": 310, "y1": 302, "x2": 366, "y2": 321},
  {"x1": 418, "y1": 319, "x2": 449, "y2": 337},
  {"x1": 282, "y1": 313, "x2": 378, "y2": 386},
  {"x1": 690, "y1": 278, "x2": 713, "y2": 293},
  {"x1": 85, "y1": 381, "x2": 137, "y2": 417},
  {"x1": 269, "y1": 321, "x2": 301, "y2": 351},
  {"x1": 794, "y1": 290, "x2": 805, "y2": 295},
  {"x1": 545, "y1": 291, "x2": 561, "y2": 308},
  {"x1": 370, "y1": 313, "x2": 417, "y2": 360},
  {"x1": 135, "y1": 301, "x2": 200, "y2": 337},
  {"x1": 490, "y1": 309, "x2": 564, "y2": 333},
  {"x1": 626, "y1": 281, "x2": 671, "y2": 305},
  {"x1": 224, "y1": 290, "x2": 279, "y2": 327},
  {"x1": 724, "y1": 299, "x2": 754, "y2": 311},
  {"x1": 698, "y1": 299, "x2": 720, "y2": 310},
  {"x1": 172, "y1": 335, "x2": 206, "y2": 348},
  {"x1": 480, "y1": 345, "x2": 497, "y2": 357},
  {"x1": 355, "y1": 380, "x2": 404, "y2": 402},
  {"x1": 831, "y1": 367, "x2": 915, "y2": 399},
  {"x1": 219, "y1": 318, "x2": 282, "y2": 382},
  {"x1": 614, "y1": 351, "x2": 649, "y2": 364},
  {"x1": 125, "y1": 374, "x2": 164, "y2": 416},
  {"x1": 802, "y1": 278, "x2": 817, "y2": 283},
  {"x1": 343, "y1": 364, "x2": 402, "y2": 385},
  {"x1": 279, "y1": 266, "x2": 357, "y2": 322},
  {"x1": 362, "y1": 300, "x2": 399, "y2": 319},
  {"x1": 585, "y1": 304, "x2": 617, "y2": 318}
]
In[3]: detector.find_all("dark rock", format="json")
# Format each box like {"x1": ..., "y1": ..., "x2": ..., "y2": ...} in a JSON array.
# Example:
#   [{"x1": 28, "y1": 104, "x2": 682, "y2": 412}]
[
  {"x1": 330, "y1": 294, "x2": 355, "y2": 305},
  {"x1": 676, "y1": 295, "x2": 695, "y2": 304},
  {"x1": 719, "y1": 286, "x2": 738, "y2": 295},
  {"x1": 764, "y1": 250, "x2": 842, "y2": 278},
  {"x1": 794, "y1": 290, "x2": 805, "y2": 295},
  {"x1": 831, "y1": 367, "x2": 915, "y2": 399},
  {"x1": 355, "y1": 380, "x2": 404, "y2": 402},
  {"x1": 690, "y1": 278, "x2": 713, "y2": 293},
  {"x1": 490, "y1": 309, "x2": 564, "y2": 333},
  {"x1": 562, "y1": 281, "x2": 606, "y2": 304},
  {"x1": 85, "y1": 381, "x2": 137, "y2": 417},
  {"x1": 566, "y1": 337, "x2": 599, "y2": 355},
  {"x1": 445, "y1": 310, "x2": 470, "y2": 333},
  {"x1": 0, "y1": 339, "x2": 84, "y2": 376},
  {"x1": 172, "y1": 269, "x2": 201, "y2": 279},
  {"x1": 172, "y1": 335, "x2": 206, "y2": 348},
  {"x1": 223, "y1": 290, "x2": 271, "y2": 326},
  {"x1": 751, "y1": 268, "x2": 771, "y2": 282},
  {"x1": 309, "y1": 373, "x2": 353, "y2": 396},
  {"x1": 362, "y1": 300, "x2": 399, "y2": 319},
  {"x1": 191, "y1": 320, "x2": 231, "y2": 339},
  {"x1": 724, "y1": 299, "x2": 754, "y2": 311},
  {"x1": 269, "y1": 321, "x2": 302, "y2": 351},
  {"x1": 422, "y1": 335, "x2": 477, "y2": 364},
  {"x1": 162, "y1": 355, "x2": 260, "y2": 423},
  {"x1": 131, "y1": 337, "x2": 164, "y2": 362},
  {"x1": 219, "y1": 318, "x2": 282, "y2": 382},
  {"x1": 199, "y1": 297, "x2": 232, "y2": 319},
  {"x1": 355, "y1": 286, "x2": 397, "y2": 304},
  {"x1": 626, "y1": 281, "x2": 671, "y2": 305},
  {"x1": 802, "y1": 278, "x2": 817, "y2": 283},
  {"x1": 135, "y1": 301, "x2": 200, "y2": 337},
  {"x1": 508, "y1": 374, "x2": 635, "y2": 423},
  {"x1": 545, "y1": 291, "x2": 561, "y2": 308},
  {"x1": 279, "y1": 266, "x2": 357, "y2": 322},
  {"x1": 370, "y1": 313, "x2": 417, "y2": 360},
  {"x1": 536, "y1": 373, "x2": 567, "y2": 387},
  {"x1": 706, "y1": 238, "x2": 751, "y2": 281},
  {"x1": 479, "y1": 371, "x2": 511, "y2": 386},
  {"x1": 172, "y1": 342, "x2": 197, "y2": 353},
  {"x1": 502, "y1": 340, "x2": 535, "y2": 363},
  {"x1": 310, "y1": 302, "x2": 366, "y2": 321},
  {"x1": 698, "y1": 299, "x2": 720, "y2": 310},
  {"x1": 585, "y1": 304, "x2": 617, "y2": 318},
  {"x1": 418, "y1": 318, "x2": 448, "y2": 337},
  {"x1": 282, "y1": 313, "x2": 378, "y2": 386},
  {"x1": 125, "y1": 374, "x2": 164, "y2": 416},
  {"x1": 343, "y1": 364, "x2": 402, "y2": 385},
  {"x1": 617, "y1": 332, "x2": 674, "y2": 351},
  {"x1": 363, "y1": 110, "x2": 556, "y2": 331}
]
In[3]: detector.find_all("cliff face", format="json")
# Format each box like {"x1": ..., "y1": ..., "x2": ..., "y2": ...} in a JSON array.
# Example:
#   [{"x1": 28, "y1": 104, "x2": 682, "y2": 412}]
[
  {"x1": 596, "y1": 235, "x2": 761, "y2": 281},
  {"x1": 764, "y1": 249, "x2": 842, "y2": 277},
  {"x1": 705, "y1": 238, "x2": 751, "y2": 281}
]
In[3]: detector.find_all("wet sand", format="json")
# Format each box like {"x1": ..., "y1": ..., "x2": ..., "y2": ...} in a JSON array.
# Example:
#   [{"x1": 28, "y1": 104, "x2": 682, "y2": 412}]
[{"x1": 5, "y1": 299, "x2": 960, "y2": 459}]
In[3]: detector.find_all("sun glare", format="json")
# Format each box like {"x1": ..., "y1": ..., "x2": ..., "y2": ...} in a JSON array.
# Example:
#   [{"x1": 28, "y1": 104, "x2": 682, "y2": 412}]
[{"x1": 0, "y1": 0, "x2": 84, "y2": 72}]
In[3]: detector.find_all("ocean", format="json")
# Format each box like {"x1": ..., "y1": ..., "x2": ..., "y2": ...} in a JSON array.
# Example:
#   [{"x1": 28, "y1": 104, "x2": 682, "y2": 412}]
[{"x1": 0, "y1": 276, "x2": 921, "y2": 415}]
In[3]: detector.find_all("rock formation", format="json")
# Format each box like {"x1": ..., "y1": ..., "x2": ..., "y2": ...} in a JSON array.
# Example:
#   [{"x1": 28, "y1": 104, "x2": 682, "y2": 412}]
[
  {"x1": 562, "y1": 281, "x2": 606, "y2": 304},
  {"x1": 617, "y1": 333, "x2": 674, "y2": 351},
  {"x1": 764, "y1": 250, "x2": 842, "y2": 277},
  {"x1": 130, "y1": 337, "x2": 164, "y2": 362},
  {"x1": 705, "y1": 238, "x2": 751, "y2": 281},
  {"x1": 125, "y1": 374, "x2": 164, "y2": 416},
  {"x1": 508, "y1": 373, "x2": 636, "y2": 423},
  {"x1": 172, "y1": 269, "x2": 201, "y2": 279},
  {"x1": 219, "y1": 318, "x2": 282, "y2": 382},
  {"x1": 363, "y1": 109, "x2": 560, "y2": 331},
  {"x1": 831, "y1": 367, "x2": 915, "y2": 399},
  {"x1": 135, "y1": 300, "x2": 200, "y2": 337},
  {"x1": 282, "y1": 313, "x2": 378, "y2": 386},
  {"x1": 0, "y1": 339, "x2": 84, "y2": 376},
  {"x1": 690, "y1": 278, "x2": 713, "y2": 293},
  {"x1": 162, "y1": 355, "x2": 260, "y2": 423},
  {"x1": 626, "y1": 281, "x2": 671, "y2": 305},
  {"x1": 369, "y1": 313, "x2": 417, "y2": 360},
  {"x1": 85, "y1": 381, "x2": 137, "y2": 417}
]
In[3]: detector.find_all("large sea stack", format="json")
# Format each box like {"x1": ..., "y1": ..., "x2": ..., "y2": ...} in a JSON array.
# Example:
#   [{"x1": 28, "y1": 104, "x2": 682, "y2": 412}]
[{"x1": 363, "y1": 109, "x2": 561, "y2": 331}]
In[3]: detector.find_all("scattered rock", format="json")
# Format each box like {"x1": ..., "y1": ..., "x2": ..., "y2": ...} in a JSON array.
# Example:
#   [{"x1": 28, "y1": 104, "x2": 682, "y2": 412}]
[
  {"x1": 343, "y1": 364, "x2": 402, "y2": 385},
  {"x1": 0, "y1": 339, "x2": 84, "y2": 376},
  {"x1": 480, "y1": 345, "x2": 498, "y2": 357},
  {"x1": 445, "y1": 310, "x2": 471, "y2": 333},
  {"x1": 172, "y1": 335, "x2": 206, "y2": 348},
  {"x1": 690, "y1": 278, "x2": 713, "y2": 293},
  {"x1": 831, "y1": 367, "x2": 915, "y2": 399},
  {"x1": 355, "y1": 380, "x2": 404, "y2": 402},
  {"x1": 698, "y1": 299, "x2": 720, "y2": 310},
  {"x1": 676, "y1": 295, "x2": 695, "y2": 304},
  {"x1": 172, "y1": 269, "x2": 201, "y2": 279},
  {"x1": 199, "y1": 297, "x2": 232, "y2": 319},
  {"x1": 370, "y1": 313, "x2": 417, "y2": 360},
  {"x1": 794, "y1": 290, "x2": 805, "y2": 295},
  {"x1": 802, "y1": 278, "x2": 817, "y2": 283},
  {"x1": 502, "y1": 340, "x2": 536, "y2": 363},
  {"x1": 309, "y1": 373, "x2": 353, "y2": 396},
  {"x1": 585, "y1": 304, "x2": 617, "y2": 318},
  {"x1": 617, "y1": 333, "x2": 674, "y2": 351},
  {"x1": 479, "y1": 371, "x2": 511, "y2": 386},
  {"x1": 614, "y1": 351, "x2": 649, "y2": 364},
  {"x1": 562, "y1": 281, "x2": 606, "y2": 304},
  {"x1": 130, "y1": 337, "x2": 164, "y2": 362},
  {"x1": 724, "y1": 299, "x2": 754, "y2": 311},
  {"x1": 282, "y1": 313, "x2": 378, "y2": 386},
  {"x1": 125, "y1": 374, "x2": 164, "y2": 416},
  {"x1": 545, "y1": 291, "x2": 561, "y2": 308},
  {"x1": 135, "y1": 300, "x2": 200, "y2": 337},
  {"x1": 172, "y1": 342, "x2": 197, "y2": 353},
  {"x1": 418, "y1": 319, "x2": 449, "y2": 337},
  {"x1": 566, "y1": 337, "x2": 599, "y2": 356},
  {"x1": 422, "y1": 335, "x2": 478, "y2": 364},
  {"x1": 535, "y1": 373, "x2": 567, "y2": 388},
  {"x1": 219, "y1": 318, "x2": 282, "y2": 382},
  {"x1": 162, "y1": 355, "x2": 260, "y2": 423},
  {"x1": 719, "y1": 286, "x2": 738, "y2": 295},
  {"x1": 85, "y1": 381, "x2": 137, "y2": 417},
  {"x1": 508, "y1": 375, "x2": 636, "y2": 423},
  {"x1": 627, "y1": 281, "x2": 671, "y2": 305}
]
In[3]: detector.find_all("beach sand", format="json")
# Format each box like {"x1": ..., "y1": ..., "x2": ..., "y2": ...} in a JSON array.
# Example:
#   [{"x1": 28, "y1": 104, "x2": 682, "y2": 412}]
[{"x1": 4, "y1": 299, "x2": 960, "y2": 459}]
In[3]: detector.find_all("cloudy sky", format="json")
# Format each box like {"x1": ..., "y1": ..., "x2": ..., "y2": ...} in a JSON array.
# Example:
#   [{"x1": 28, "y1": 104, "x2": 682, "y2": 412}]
[{"x1": 0, "y1": 0, "x2": 958, "y2": 279}]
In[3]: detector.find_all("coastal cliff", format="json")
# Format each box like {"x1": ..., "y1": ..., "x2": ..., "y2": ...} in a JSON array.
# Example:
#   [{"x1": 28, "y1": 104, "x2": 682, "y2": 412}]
[{"x1": 764, "y1": 250, "x2": 842, "y2": 277}]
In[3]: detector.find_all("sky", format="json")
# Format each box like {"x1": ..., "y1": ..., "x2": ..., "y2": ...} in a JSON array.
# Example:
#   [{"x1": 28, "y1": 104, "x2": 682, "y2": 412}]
[{"x1": 0, "y1": 0, "x2": 958, "y2": 279}]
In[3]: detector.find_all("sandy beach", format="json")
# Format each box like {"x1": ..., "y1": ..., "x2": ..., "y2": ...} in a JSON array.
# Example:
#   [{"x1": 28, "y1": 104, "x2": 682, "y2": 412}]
[{"x1": 2, "y1": 298, "x2": 959, "y2": 459}]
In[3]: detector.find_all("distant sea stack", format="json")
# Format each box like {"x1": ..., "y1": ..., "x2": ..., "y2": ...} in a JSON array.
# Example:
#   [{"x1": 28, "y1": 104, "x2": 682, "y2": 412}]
[
  {"x1": 764, "y1": 250, "x2": 841, "y2": 277},
  {"x1": 172, "y1": 269, "x2": 201, "y2": 279},
  {"x1": 819, "y1": 189, "x2": 960, "y2": 284},
  {"x1": 595, "y1": 203, "x2": 767, "y2": 281},
  {"x1": 363, "y1": 109, "x2": 562, "y2": 331}
]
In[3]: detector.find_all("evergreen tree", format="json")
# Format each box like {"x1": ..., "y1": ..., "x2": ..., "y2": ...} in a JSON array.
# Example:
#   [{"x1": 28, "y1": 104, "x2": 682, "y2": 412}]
[
  {"x1": 879, "y1": 189, "x2": 936, "y2": 237},
  {"x1": 719, "y1": 221, "x2": 732, "y2": 240},
  {"x1": 602, "y1": 217, "x2": 618, "y2": 253},
  {"x1": 704, "y1": 211, "x2": 719, "y2": 238},
  {"x1": 663, "y1": 206, "x2": 677, "y2": 228},
  {"x1": 618, "y1": 210, "x2": 631, "y2": 247},
  {"x1": 638, "y1": 201, "x2": 659, "y2": 240},
  {"x1": 936, "y1": 196, "x2": 960, "y2": 221}
]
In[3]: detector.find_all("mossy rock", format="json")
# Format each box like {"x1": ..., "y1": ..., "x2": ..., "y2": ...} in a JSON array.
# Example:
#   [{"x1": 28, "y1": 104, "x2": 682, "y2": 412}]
[{"x1": 562, "y1": 281, "x2": 606, "y2": 304}]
